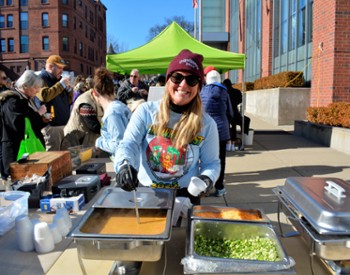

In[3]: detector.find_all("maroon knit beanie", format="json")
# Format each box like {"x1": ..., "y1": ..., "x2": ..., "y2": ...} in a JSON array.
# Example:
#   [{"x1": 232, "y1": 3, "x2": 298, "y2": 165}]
[{"x1": 166, "y1": 49, "x2": 204, "y2": 84}]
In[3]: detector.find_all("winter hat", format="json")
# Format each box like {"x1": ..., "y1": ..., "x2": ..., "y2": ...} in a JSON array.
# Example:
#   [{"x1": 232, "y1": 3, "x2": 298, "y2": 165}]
[
  {"x1": 206, "y1": 70, "x2": 221, "y2": 85},
  {"x1": 204, "y1": 66, "x2": 216, "y2": 76},
  {"x1": 166, "y1": 49, "x2": 204, "y2": 84},
  {"x1": 46, "y1": 55, "x2": 66, "y2": 67}
]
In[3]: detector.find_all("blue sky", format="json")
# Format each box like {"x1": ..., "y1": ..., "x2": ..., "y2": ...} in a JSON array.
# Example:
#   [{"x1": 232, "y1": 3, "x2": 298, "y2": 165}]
[{"x1": 102, "y1": 0, "x2": 195, "y2": 51}]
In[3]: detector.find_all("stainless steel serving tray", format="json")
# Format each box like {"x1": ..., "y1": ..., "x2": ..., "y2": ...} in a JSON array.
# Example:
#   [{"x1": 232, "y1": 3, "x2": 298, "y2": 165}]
[
  {"x1": 279, "y1": 177, "x2": 350, "y2": 235},
  {"x1": 92, "y1": 186, "x2": 173, "y2": 209},
  {"x1": 190, "y1": 205, "x2": 269, "y2": 223},
  {"x1": 274, "y1": 186, "x2": 350, "y2": 261},
  {"x1": 67, "y1": 187, "x2": 176, "y2": 262},
  {"x1": 183, "y1": 219, "x2": 295, "y2": 274}
]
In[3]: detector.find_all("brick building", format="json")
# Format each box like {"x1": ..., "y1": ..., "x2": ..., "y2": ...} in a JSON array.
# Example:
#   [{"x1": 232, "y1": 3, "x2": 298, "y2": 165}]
[
  {"x1": 0, "y1": 0, "x2": 107, "y2": 80},
  {"x1": 200, "y1": 0, "x2": 350, "y2": 107}
]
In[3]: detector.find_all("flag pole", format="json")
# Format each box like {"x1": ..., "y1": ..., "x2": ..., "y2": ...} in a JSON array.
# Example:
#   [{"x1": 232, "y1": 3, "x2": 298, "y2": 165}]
[
  {"x1": 199, "y1": 0, "x2": 202, "y2": 41},
  {"x1": 194, "y1": 5, "x2": 197, "y2": 39}
]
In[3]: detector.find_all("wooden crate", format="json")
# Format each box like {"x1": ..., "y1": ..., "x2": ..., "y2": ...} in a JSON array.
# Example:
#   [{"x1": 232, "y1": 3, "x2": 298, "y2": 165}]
[{"x1": 10, "y1": 151, "x2": 72, "y2": 190}]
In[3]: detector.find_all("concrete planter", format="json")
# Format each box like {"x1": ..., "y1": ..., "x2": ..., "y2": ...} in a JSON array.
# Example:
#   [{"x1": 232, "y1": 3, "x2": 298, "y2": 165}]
[
  {"x1": 245, "y1": 87, "x2": 310, "y2": 126},
  {"x1": 294, "y1": 120, "x2": 350, "y2": 155}
]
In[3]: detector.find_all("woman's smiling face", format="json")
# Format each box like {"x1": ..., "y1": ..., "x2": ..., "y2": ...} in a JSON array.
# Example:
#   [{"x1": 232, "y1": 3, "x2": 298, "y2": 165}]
[{"x1": 168, "y1": 71, "x2": 200, "y2": 106}]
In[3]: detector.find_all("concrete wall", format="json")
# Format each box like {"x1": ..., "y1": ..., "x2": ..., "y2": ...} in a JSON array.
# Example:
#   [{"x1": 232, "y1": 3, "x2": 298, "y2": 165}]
[
  {"x1": 245, "y1": 88, "x2": 310, "y2": 126},
  {"x1": 294, "y1": 121, "x2": 350, "y2": 156}
]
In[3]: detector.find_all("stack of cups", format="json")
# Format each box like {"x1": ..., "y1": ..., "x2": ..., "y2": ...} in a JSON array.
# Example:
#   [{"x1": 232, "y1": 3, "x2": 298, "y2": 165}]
[
  {"x1": 15, "y1": 215, "x2": 34, "y2": 252},
  {"x1": 53, "y1": 208, "x2": 71, "y2": 237},
  {"x1": 33, "y1": 222, "x2": 55, "y2": 253},
  {"x1": 56, "y1": 208, "x2": 72, "y2": 230},
  {"x1": 49, "y1": 223, "x2": 62, "y2": 244}
]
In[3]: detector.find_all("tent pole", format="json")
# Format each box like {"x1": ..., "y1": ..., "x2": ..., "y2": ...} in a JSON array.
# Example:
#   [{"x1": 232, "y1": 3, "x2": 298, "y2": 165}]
[{"x1": 240, "y1": 69, "x2": 245, "y2": 151}]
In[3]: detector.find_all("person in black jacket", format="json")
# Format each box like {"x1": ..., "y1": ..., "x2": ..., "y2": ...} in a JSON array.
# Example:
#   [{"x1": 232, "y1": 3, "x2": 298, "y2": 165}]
[
  {"x1": 116, "y1": 69, "x2": 149, "y2": 111},
  {"x1": 0, "y1": 70, "x2": 48, "y2": 180},
  {"x1": 222, "y1": 78, "x2": 251, "y2": 151}
]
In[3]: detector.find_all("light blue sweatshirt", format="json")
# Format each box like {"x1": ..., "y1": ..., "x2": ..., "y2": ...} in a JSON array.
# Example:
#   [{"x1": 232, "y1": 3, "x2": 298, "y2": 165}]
[
  {"x1": 95, "y1": 100, "x2": 131, "y2": 157},
  {"x1": 114, "y1": 100, "x2": 220, "y2": 188}
]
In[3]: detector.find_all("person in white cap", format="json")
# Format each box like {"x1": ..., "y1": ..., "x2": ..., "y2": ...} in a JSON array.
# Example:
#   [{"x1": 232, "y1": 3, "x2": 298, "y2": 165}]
[{"x1": 201, "y1": 70, "x2": 233, "y2": 197}]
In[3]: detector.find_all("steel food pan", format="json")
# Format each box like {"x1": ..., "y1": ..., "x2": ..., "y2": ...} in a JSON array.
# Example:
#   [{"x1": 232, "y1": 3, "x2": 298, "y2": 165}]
[
  {"x1": 67, "y1": 187, "x2": 175, "y2": 262},
  {"x1": 274, "y1": 186, "x2": 350, "y2": 261},
  {"x1": 74, "y1": 239, "x2": 165, "y2": 261},
  {"x1": 92, "y1": 186, "x2": 173, "y2": 209},
  {"x1": 183, "y1": 219, "x2": 295, "y2": 274},
  {"x1": 191, "y1": 205, "x2": 268, "y2": 223},
  {"x1": 280, "y1": 177, "x2": 350, "y2": 235}
]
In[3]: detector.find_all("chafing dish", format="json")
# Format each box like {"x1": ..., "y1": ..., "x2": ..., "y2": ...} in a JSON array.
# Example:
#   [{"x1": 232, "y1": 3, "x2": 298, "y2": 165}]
[
  {"x1": 67, "y1": 187, "x2": 176, "y2": 262},
  {"x1": 274, "y1": 177, "x2": 350, "y2": 262},
  {"x1": 182, "y1": 213, "x2": 295, "y2": 274}
]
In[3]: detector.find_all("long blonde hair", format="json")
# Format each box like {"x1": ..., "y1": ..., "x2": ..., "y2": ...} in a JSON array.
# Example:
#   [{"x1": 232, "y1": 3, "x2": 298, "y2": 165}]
[{"x1": 155, "y1": 82, "x2": 203, "y2": 149}]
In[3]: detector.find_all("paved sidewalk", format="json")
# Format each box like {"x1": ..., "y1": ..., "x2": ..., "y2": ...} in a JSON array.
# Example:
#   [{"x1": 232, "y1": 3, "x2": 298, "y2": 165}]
[{"x1": 202, "y1": 115, "x2": 350, "y2": 275}]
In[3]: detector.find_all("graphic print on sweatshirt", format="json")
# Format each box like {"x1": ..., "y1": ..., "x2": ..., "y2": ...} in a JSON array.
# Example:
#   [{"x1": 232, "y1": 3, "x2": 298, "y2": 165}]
[{"x1": 146, "y1": 126, "x2": 204, "y2": 181}]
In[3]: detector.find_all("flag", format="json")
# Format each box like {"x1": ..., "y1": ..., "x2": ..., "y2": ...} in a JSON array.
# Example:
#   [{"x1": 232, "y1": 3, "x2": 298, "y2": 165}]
[{"x1": 193, "y1": 0, "x2": 198, "y2": 9}]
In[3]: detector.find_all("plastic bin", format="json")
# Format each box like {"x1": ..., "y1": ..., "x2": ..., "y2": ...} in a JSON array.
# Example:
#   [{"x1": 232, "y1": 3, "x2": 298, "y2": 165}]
[{"x1": 0, "y1": 191, "x2": 30, "y2": 235}]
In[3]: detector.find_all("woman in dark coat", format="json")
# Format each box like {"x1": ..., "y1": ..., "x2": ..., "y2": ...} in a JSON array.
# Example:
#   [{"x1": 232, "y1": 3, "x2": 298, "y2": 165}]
[
  {"x1": 201, "y1": 70, "x2": 233, "y2": 197},
  {"x1": 0, "y1": 70, "x2": 48, "y2": 179}
]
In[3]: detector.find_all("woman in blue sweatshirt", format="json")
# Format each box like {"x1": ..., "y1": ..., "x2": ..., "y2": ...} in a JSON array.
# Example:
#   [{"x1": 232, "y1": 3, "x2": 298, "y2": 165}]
[{"x1": 114, "y1": 49, "x2": 220, "y2": 205}]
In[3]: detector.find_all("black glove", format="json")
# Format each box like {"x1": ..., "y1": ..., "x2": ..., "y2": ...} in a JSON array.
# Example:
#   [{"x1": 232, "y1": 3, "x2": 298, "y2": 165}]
[
  {"x1": 116, "y1": 163, "x2": 139, "y2": 192},
  {"x1": 198, "y1": 175, "x2": 214, "y2": 196}
]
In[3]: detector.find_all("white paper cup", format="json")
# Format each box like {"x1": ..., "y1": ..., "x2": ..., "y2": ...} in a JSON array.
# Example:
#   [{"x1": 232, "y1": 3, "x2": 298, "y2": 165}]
[
  {"x1": 34, "y1": 222, "x2": 55, "y2": 253},
  {"x1": 187, "y1": 177, "x2": 207, "y2": 196},
  {"x1": 43, "y1": 113, "x2": 52, "y2": 119}
]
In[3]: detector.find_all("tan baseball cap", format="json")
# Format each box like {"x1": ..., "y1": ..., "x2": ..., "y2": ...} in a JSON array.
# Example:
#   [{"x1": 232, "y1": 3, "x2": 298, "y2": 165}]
[{"x1": 46, "y1": 55, "x2": 67, "y2": 67}]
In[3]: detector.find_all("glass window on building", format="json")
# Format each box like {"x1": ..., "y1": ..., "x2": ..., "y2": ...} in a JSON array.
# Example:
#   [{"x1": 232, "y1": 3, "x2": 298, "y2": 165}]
[
  {"x1": 7, "y1": 14, "x2": 13, "y2": 28},
  {"x1": 62, "y1": 36, "x2": 69, "y2": 51},
  {"x1": 20, "y1": 12, "x2": 28, "y2": 30},
  {"x1": 41, "y1": 0, "x2": 48, "y2": 3},
  {"x1": 0, "y1": 15, "x2": 4, "y2": 28},
  {"x1": 61, "y1": 0, "x2": 68, "y2": 4},
  {"x1": 7, "y1": 0, "x2": 13, "y2": 5},
  {"x1": 0, "y1": 0, "x2": 4, "y2": 6},
  {"x1": 0, "y1": 39, "x2": 5, "y2": 52},
  {"x1": 42, "y1": 36, "x2": 49, "y2": 51},
  {"x1": 20, "y1": 0, "x2": 27, "y2": 6},
  {"x1": 62, "y1": 14, "x2": 68, "y2": 28},
  {"x1": 245, "y1": 0, "x2": 262, "y2": 82},
  {"x1": 79, "y1": 41, "x2": 83, "y2": 56},
  {"x1": 42, "y1": 13, "x2": 49, "y2": 27},
  {"x1": 8, "y1": 38, "x2": 14, "y2": 52},
  {"x1": 74, "y1": 39, "x2": 77, "y2": 54},
  {"x1": 20, "y1": 35, "x2": 29, "y2": 53},
  {"x1": 202, "y1": 0, "x2": 226, "y2": 32},
  {"x1": 273, "y1": 0, "x2": 313, "y2": 83}
]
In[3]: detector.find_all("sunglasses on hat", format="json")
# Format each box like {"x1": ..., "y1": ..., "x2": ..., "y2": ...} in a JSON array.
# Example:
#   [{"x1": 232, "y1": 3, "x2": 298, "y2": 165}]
[{"x1": 170, "y1": 73, "x2": 200, "y2": 87}]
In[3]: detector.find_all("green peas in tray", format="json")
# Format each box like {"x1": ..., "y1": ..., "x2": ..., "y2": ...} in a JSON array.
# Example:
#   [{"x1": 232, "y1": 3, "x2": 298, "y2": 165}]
[
  {"x1": 194, "y1": 234, "x2": 280, "y2": 261},
  {"x1": 190, "y1": 220, "x2": 287, "y2": 263}
]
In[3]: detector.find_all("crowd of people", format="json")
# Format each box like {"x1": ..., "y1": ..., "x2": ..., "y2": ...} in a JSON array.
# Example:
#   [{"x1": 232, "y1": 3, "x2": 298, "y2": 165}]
[{"x1": 0, "y1": 50, "x2": 249, "y2": 201}]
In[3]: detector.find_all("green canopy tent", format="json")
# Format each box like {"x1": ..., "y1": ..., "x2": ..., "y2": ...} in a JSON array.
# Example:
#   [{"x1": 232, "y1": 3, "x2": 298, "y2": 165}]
[{"x1": 106, "y1": 21, "x2": 245, "y2": 75}]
